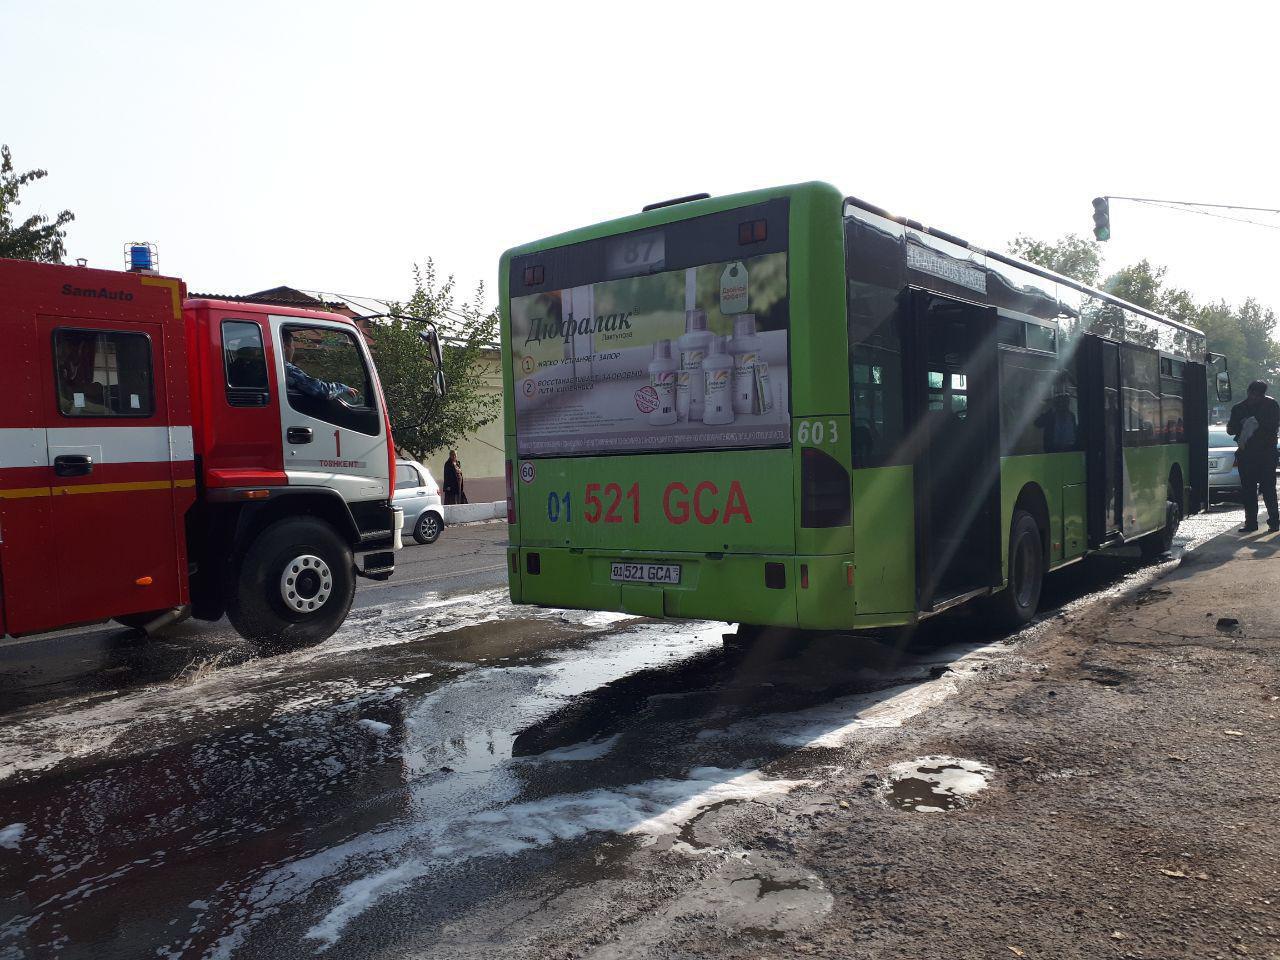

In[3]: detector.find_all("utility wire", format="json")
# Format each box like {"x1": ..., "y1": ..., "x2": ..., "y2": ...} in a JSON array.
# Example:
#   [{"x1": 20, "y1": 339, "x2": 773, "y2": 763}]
[
  {"x1": 1122, "y1": 198, "x2": 1280, "y2": 233},
  {"x1": 1107, "y1": 195, "x2": 1280, "y2": 215}
]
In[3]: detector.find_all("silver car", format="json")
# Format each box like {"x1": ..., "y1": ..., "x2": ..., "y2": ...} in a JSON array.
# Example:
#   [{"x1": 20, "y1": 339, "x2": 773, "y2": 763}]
[
  {"x1": 1208, "y1": 424, "x2": 1280, "y2": 503},
  {"x1": 394, "y1": 459, "x2": 445, "y2": 544},
  {"x1": 1208, "y1": 425, "x2": 1240, "y2": 501}
]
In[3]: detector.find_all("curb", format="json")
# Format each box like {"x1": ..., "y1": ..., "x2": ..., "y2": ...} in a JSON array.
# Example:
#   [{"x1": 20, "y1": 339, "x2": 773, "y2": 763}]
[{"x1": 442, "y1": 501, "x2": 506, "y2": 525}]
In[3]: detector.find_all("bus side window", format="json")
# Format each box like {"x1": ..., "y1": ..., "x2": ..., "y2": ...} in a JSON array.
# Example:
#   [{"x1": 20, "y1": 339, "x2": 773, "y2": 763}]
[
  {"x1": 999, "y1": 349, "x2": 1077, "y2": 455},
  {"x1": 848, "y1": 281, "x2": 905, "y2": 468},
  {"x1": 1159, "y1": 357, "x2": 1185, "y2": 444},
  {"x1": 1121, "y1": 345, "x2": 1160, "y2": 447}
]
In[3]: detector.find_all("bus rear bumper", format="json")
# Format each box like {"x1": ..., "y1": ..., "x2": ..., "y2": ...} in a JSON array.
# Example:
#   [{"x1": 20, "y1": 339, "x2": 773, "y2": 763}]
[{"x1": 506, "y1": 546, "x2": 878, "y2": 630}]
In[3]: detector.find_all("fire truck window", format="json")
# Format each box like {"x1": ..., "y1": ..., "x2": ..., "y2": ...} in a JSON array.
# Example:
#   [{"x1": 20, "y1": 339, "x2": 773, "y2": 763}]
[
  {"x1": 222, "y1": 321, "x2": 269, "y2": 391},
  {"x1": 54, "y1": 329, "x2": 154, "y2": 418},
  {"x1": 282, "y1": 324, "x2": 379, "y2": 435}
]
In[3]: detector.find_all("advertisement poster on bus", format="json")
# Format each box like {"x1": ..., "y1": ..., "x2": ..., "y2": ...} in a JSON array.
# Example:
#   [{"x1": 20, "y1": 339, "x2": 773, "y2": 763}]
[{"x1": 511, "y1": 252, "x2": 789, "y2": 457}]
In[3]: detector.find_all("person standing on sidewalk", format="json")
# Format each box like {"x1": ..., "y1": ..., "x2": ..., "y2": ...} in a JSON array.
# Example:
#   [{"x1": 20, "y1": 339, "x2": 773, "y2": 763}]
[
  {"x1": 1227, "y1": 379, "x2": 1280, "y2": 532},
  {"x1": 442, "y1": 450, "x2": 468, "y2": 505}
]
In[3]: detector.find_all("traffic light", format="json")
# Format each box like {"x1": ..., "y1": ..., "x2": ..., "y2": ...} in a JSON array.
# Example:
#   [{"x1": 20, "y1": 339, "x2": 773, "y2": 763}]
[{"x1": 1092, "y1": 196, "x2": 1111, "y2": 241}]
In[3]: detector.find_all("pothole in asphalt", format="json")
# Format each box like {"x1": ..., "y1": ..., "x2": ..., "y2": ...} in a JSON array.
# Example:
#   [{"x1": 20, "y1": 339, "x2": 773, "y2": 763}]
[{"x1": 882, "y1": 756, "x2": 993, "y2": 812}]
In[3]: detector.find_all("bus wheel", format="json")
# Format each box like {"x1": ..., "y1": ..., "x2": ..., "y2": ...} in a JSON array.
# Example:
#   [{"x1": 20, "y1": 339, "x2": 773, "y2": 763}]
[
  {"x1": 987, "y1": 509, "x2": 1044, "y2": 630},
  {"x1": 1139, "y1": 497, "x2": 1181, "y2": 559},
  {"x1": 226, "y1": 517, "x2": 356, "y2": 653}
]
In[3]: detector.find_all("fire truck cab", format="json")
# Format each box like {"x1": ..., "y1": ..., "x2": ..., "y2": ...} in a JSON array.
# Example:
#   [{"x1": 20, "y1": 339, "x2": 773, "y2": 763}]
[{"x1": 0, "y1": 258, "x2": 435, "y2": 650}]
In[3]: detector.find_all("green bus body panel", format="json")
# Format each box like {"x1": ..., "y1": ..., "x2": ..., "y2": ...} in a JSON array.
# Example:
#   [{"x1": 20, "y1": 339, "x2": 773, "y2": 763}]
[
  {"x1": 1122, "y1": 444, "x2": 1187, "y2": 535},
  {"x1": 501, "y1": 182, "x2": 853, "y2": 625},
  {"x1": 510, "y1": 546, "x2": 804, "y2": 627},
  {"x1": 851, "y1": 465, "x2": 915, "y2": 615},
  {"x1": 517, "y1": 450, "x2": 795, "y2": 554},
  {"x1": 999, "y1": 453, "x2": 1085, "y2": 569}
]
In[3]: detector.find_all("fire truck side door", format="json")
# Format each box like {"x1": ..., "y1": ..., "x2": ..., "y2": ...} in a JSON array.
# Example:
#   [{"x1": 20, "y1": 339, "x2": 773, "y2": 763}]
[
  {"x1": 39, "y1": 317, "x2": 185, "y2": 623},
  {"x1": 0, "y1": 312, "x2": 59, "y2": 635},
  {"x1": 271, "y1": 317, "x2": 388, "y2": 502}
]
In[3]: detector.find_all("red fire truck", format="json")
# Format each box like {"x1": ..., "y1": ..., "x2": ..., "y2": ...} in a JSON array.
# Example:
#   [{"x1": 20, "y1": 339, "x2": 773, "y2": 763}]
[{"x1": 0, "y1": 258, "x2": 442, "y2": 649}]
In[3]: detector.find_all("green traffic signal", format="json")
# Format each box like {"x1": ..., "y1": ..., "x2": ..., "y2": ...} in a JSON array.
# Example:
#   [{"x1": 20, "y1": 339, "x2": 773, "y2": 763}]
[{"x1": 1092, "y1": 196, "x2": 1111, "y2": 241}]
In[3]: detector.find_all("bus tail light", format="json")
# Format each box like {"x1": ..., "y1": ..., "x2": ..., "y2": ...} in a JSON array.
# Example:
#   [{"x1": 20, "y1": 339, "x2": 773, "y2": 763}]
[
  {"x1": 506, "y1": 460, "x2": 516, "y2": 524},
  {"x1": 800, "y1": 447, "x2": 851, "y2": 528},
  {"x1": 800, "y1": 564, "x2": 809, "y2": 589}
]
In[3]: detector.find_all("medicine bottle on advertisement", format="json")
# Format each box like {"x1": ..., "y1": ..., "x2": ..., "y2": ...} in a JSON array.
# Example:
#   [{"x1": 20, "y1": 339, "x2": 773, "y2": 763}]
[
  {"x1": 720, "y1": 262, "x2": 748, "y2": 315},
  {"x1": 648, "y1": 339, "x2": 678, "y2": 426},
  {"x1": 728, "y1": 314, "x2": 763, "y2": 415},
  {"x1": 676, "y1": 309, "x2": 711, "y2": 421},
  {"x1": 702, "y1": 336, "x2": 735, "y2": 425}
]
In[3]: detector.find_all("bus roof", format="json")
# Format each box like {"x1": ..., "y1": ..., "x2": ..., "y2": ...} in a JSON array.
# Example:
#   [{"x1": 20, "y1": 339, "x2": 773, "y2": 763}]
[
  {"x1": 843, "y1": 195, "x2": 1205, "y2": 340},
  {"x1": 499, "y1": 182, "x2": 1204, "y2": 343}
]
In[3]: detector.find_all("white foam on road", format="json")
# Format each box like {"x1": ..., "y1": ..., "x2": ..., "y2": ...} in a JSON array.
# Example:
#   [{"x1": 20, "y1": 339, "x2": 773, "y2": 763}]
[
  {"x1": 720, "y1": 639, "x2": 1009, "y2": 750},
  {"x1": 298, "y1": 767, "x2": 809, "y2": 949},
  {"x1": 540, "y1": 735, "x2": 619, "y2": 762},
  {"x1": 883, "y1": 756, "x2": 994, "y2": 812},
  {"x1": 0, "y1": 589, "x2": 633, "y2": 784},
  {"x1": 0, "y1": 822, "x2": 26, "y2": 849}
]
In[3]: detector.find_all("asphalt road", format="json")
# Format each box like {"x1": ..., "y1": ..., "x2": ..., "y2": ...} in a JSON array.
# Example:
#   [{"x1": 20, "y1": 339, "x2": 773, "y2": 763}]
[{"x1": 0, "y1": 508, "x2": 1248, "y2": 959}]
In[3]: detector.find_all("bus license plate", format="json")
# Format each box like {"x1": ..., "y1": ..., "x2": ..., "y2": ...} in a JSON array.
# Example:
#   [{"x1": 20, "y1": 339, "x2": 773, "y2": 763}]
[{"x1": 610, "y1": 562, "x2": 681, "y2": 585}]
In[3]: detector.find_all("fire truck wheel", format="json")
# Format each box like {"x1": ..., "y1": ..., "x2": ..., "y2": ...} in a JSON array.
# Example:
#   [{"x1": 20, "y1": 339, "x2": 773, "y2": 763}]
[
  {"x1": 227, "y1": 518, "x2": 355, "y2": 652},
  {"x1": 413, "y1": 511, "x2": 443, "y2": 545}
]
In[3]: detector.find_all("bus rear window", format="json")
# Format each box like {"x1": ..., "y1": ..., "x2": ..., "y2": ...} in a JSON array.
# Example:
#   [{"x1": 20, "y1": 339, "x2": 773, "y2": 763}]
[{"x1": 509, "y1": 200, "x2": 790, "y2": 457}]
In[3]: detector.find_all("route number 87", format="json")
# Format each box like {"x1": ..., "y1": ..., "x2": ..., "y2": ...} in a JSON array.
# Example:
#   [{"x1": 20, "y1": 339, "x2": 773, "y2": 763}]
[{"x1": 796, "y1": 419, "x2": 839, "y2": 445}]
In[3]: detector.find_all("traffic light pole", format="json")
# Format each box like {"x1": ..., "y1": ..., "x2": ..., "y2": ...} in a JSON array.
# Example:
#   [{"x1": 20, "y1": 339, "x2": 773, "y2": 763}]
[{"x1": 1092, "y1": 195, "x2": 1280, "y2": 240}]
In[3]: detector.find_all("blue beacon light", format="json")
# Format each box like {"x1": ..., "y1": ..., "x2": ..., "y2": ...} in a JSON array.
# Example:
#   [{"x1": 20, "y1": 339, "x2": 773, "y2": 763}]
[{"x1": 129, "y1": 244, "x2": 154, "y2": 272}]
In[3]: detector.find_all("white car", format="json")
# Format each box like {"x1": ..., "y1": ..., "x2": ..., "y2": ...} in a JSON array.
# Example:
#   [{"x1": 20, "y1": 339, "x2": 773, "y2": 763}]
[{"x1": 394, "y1": 459, "x2": 445, "y2": 544}]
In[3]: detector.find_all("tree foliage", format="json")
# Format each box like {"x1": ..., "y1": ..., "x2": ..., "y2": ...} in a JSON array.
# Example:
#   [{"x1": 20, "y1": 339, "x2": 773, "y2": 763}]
[
  {"x1": 374, "y1": 259, "x2": 501, "y2": 463},
  {"x1": 1008, "y1": 233, "x2": 1101, "y2": 287},
  {"x1": 1011, "y1": 234, "x2": 1280, "y2": 390},
  {"x1": 0, "y1": 145, "x2": 75, "y2": 263}
]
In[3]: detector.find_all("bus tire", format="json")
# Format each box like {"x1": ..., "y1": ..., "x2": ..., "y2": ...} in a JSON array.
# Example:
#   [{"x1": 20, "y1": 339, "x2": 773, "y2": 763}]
[
  {"x1": 226, "y1": 517, "x2": 356, "y2": 653},
  {"x1": 987, "y1": 509, "x2": 1044, "y2": 630},
  {"x1": 1138, "y1": 498, "x2": 1181, "y2": 559}
]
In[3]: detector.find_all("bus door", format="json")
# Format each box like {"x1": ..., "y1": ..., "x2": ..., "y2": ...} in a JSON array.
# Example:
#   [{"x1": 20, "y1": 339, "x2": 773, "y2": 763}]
[
  {"x1": 1080, "y1": 336, "x2": 1123, "y2": 544},
  {"x1": 38, "y1": 316, "x2": 185, "y2": 625},
  {"x1": 904, "y1": 290, "x2": 1002, "y2": 611}
]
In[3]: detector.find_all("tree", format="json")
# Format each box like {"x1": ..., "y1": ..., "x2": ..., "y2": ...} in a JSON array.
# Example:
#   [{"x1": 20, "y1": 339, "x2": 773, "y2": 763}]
[
  {"x1": 0, "y1": 145, "x2": 75, "y2": 262},
  {"x1": 1102, "y1": 259, "x2": 1166, "y2": 312},
  {"x1": 374, "y1": 259, "x2": 501, "y2": 463},
  {"x1": 1010, "y1": 231, "x2": 1280, "y2": 393},
  {"x1": 1008, "y1": 233, "x2": 1101, "y2": 286}
]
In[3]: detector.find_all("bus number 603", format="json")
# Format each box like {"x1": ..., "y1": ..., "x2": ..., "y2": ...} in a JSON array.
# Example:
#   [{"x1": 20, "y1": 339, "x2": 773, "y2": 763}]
[{"x1": 796, "y1": 419, "x2": 839, "y2": 445}]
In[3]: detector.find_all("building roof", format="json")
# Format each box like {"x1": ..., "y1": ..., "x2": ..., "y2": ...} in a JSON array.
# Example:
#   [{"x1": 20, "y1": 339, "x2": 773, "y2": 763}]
[{"x1": 187, "y1": 286, "x2": 362, "y2": 320}]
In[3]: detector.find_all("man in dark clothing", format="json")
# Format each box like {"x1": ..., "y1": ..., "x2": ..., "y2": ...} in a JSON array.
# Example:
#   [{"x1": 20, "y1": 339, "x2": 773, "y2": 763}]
[{"x1": 1227, "y1": 379, "x2": 1280, "y2": 532}]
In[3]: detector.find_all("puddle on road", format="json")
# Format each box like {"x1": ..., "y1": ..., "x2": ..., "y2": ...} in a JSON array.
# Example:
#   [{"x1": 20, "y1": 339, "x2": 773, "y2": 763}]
[{"x1": 882, "y1": 756, "x2": 993, "y2": 812}]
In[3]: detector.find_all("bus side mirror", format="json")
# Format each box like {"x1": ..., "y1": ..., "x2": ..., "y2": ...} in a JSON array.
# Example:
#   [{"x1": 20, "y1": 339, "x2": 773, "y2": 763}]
[
  {"x1": 418, "y1": 326, "x2": 447, "y2": 396},
  {"x1": 1216, "y1": 370, "x2": 1232, "y2": 403}
]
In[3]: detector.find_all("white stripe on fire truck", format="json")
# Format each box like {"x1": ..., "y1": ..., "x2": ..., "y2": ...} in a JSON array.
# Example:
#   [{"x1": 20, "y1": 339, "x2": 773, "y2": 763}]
[{"x1": 0, "y1": 427, "x2": 193, "y2": 469}]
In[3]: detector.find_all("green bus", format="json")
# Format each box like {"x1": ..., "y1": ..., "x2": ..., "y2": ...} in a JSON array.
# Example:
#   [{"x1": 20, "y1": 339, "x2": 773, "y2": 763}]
[{"x1": 499, "y1": 182, "x2": 1229, "y2": 632}]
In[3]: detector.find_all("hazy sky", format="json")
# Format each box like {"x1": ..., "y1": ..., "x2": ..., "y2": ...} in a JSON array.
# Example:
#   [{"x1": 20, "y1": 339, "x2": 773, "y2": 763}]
[{"x1": 6, "y1": 2, "x2": 1278, "y2": 317}]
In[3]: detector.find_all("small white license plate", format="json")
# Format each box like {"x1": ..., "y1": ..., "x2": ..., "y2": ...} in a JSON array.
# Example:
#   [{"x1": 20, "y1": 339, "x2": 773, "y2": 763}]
[{"x1": 610, "y1": 562, "x2": 681, "y2": 585}]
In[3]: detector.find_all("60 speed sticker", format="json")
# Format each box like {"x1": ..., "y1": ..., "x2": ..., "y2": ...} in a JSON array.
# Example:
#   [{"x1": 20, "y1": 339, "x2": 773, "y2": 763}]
[{"x1": 519, "y1": 461, "x2": 536, "y2": 484}]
